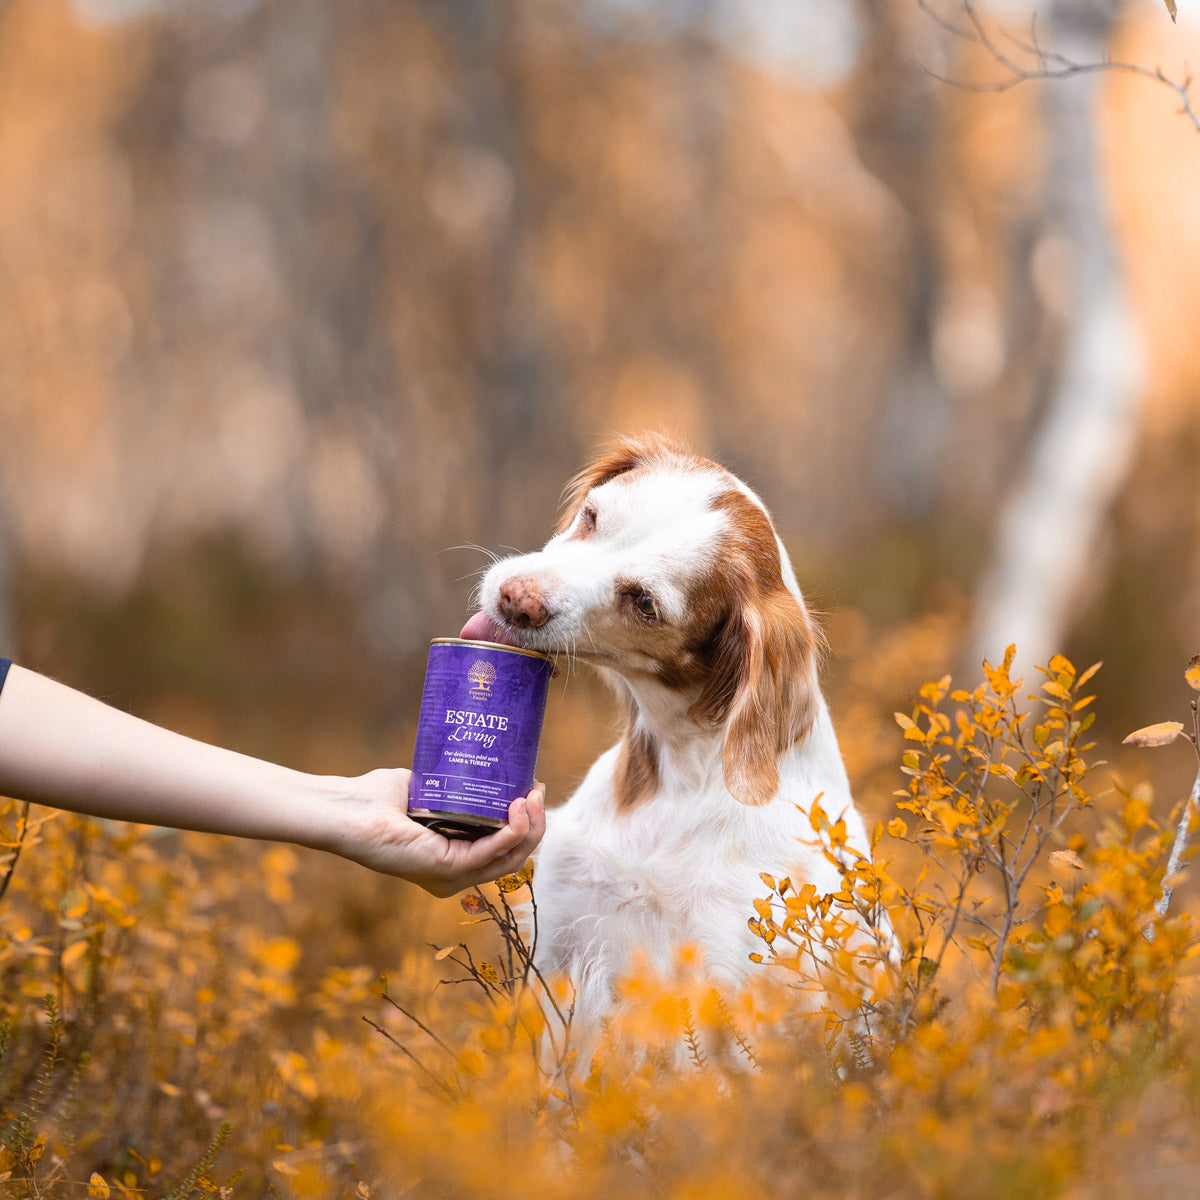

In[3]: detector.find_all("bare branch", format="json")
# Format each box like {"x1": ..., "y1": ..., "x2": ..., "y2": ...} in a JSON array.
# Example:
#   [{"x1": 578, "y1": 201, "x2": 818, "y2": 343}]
[
  {"x1": 918, "y1": 0, "x2": 1200, "y2": 133},
  {"x1": 361, "y1": 1016, "x2": 461, "y2": 1102},
  {"x1": 0, "y1": 801, "x2": 30, "y2": 906}
]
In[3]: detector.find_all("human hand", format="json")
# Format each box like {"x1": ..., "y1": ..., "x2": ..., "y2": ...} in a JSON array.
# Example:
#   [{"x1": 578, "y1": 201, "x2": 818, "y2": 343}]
[{"x1": 328, "y1": 769, "x2": 546, "y2": 897}]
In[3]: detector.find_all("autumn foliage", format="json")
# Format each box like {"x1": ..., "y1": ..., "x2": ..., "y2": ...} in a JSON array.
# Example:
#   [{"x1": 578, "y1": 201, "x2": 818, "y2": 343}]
[{"x1": 2, "y1": 651, "x2": 1200, "y2": 1198}]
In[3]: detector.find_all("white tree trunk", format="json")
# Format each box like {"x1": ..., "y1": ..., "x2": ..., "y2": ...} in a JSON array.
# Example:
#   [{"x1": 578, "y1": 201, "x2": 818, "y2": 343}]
[{"x1": 968, "y1": 0, "x2": 1142, "y2": 677}]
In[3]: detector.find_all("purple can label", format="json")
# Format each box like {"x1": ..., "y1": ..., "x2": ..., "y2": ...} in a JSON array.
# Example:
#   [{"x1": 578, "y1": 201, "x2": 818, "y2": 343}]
[{"x1": 408, "y1": 638, "x2": 552, "y2": 837}]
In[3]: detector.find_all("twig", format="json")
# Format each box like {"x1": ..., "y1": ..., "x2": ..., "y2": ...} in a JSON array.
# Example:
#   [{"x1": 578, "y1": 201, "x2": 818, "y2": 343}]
[
  {"x1": 918, "y1": 0, "x2": 1200, "y2": 133},
  {"x1": 1156, "y1": 766, "x2": 1200, "y2": 919},
  {"x1": 0, "y1": 802, "x2": 30, "y2": 906},
  {"x1": 380, "y1": 987, "x2": 459, "y2": 1061},
  {"x1": 361, "y1": 1016, "x2": 461, "y2": 1102},
  {"x1": 1152, "y1": 702, "x2": 1200, "y2": 926}
]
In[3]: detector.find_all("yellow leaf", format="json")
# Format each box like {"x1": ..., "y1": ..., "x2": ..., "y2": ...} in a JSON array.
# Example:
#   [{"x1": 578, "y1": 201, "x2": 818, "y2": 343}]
[
  {"x1": 88, "y1": 1174, "x2": 111, "y2": 1199},
  {"x1": 1044, "y1": 904, "x2": 1070, "y2": 937},
  {"x1": 433, "y1": 945, "x2": 459, "y2": 961},
  {"x1": 1186, "y1": 654, "x2": 1200, "y2": 692},
  {"x1": 1123, "y1": 721, "x2": 1184, "y2": 748},
  {"x1": 257, "y1": 937, "x2": 301, "y2": 973},
  {"x1": 61, "y1": 940, "x2": 89, "y2": 968},
  {"x1": 60, "y1": 889, "x2": 88, "y2": 921},
  {"x1": 1122, "y1": 794, "x2": 1151, "y2": 833},
  {"x1": 887, "y1": 817, "x2": 908, "y2": 839},
  {"x1": 1165, "y1": 0, "x2": 1178, "y2": 21}
]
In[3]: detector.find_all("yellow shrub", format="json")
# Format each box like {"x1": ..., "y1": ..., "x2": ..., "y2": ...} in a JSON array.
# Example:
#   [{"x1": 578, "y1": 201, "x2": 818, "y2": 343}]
[{"x1": 2, "y1": 649, "x2": 1199, "y2": 1199}]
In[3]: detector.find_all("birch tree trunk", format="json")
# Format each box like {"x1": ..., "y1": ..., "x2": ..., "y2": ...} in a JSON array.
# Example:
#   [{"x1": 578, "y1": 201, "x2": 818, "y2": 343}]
[{"x1": 968, "y1": 0, "x2": 1141, "y2": 676}]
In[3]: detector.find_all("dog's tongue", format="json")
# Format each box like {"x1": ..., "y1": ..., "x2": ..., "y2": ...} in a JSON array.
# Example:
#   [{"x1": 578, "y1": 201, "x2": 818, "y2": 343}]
[{"x1": 459, "y1": 611, "x2": 518, "y2": 646}]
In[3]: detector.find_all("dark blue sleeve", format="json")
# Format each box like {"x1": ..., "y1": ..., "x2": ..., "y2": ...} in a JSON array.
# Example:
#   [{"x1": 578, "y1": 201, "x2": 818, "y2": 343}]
[{"x1": 0, "y1": 658, "x2": 11, "y2": 695}]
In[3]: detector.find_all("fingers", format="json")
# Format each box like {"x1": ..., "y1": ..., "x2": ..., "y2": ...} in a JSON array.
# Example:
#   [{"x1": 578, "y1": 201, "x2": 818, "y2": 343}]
[
  {"x1": 524, "y1": 783, "x2": 547, "y2": 841},
  {"x1": 430, "y1": 783, "x2": 546, "y2": 893},
  {"x1": 473, "y1": 784, "x2": 546, "y2": 865}
]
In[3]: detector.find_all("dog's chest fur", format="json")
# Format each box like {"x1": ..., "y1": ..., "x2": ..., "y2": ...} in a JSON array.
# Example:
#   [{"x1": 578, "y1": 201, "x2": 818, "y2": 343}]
[{"x1": 531, "y1": 710, "x2": 859, "y2": 1025}]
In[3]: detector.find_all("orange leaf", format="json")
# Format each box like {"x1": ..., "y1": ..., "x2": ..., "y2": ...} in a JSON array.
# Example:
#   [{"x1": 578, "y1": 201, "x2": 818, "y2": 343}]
[
  {"x1": 1123, "y1": 721, "x2": 1184, "y2": 748},
  {"x1": 1186, "y1": 655, "x2": 1200, "y2": 692},
  {"x1": 257, "y1": 937, "x2": 301, "y2": 973}
]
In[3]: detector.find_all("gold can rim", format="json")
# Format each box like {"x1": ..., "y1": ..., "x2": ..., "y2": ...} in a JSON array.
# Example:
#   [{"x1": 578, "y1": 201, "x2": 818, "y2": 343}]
[{"x1": 430, "y1": 637, "x2": 552, "y2": 663}]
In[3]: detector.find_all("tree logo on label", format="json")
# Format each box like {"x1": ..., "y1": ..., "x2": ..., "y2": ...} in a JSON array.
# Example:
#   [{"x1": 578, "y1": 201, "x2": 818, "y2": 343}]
[{"x1": 467, "y1": 660, "x2": 497, "y2": 698}]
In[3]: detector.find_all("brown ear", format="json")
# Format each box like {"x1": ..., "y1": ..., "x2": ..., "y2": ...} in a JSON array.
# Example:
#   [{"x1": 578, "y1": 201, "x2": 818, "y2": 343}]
[
  {"x1": 555, "y1": 432, "x2": 687, "y2": 534},
  {"x1": 692, "y1": 588, "x2": 820, "y2": 807}
]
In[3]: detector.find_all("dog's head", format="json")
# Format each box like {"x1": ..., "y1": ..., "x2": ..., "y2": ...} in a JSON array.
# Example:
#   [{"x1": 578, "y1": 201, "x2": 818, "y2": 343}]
[{"x1": 463, "y1": 433, "x2": 822, "y2": 807}]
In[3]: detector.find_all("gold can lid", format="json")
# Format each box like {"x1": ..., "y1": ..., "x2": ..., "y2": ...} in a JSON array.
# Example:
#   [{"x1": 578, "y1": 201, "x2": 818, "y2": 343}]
[{"x1": 430, "y1": 637, "x2": 552, "y2": 663}]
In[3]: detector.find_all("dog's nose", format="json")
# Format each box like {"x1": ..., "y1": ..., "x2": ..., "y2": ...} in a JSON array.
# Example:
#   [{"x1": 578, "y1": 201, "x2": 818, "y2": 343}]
[{"x1": 497, "y1": 576, "x2": 551, "y2": 629}]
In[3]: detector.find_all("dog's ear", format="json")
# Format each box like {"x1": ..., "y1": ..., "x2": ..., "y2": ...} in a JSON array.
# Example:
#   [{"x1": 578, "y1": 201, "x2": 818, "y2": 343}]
[
  {"x1": 689, "y1": 487, "x2": 823, "y2": 806},
  {"x1": 723, "y1": 591, "x2": 820, "y2": 806},
  {"x1": 691, "y1": 575, "x2": 821, "y2": 808},
  {"x1": 555, "y1": 432, "x2": 686, "y2": 534}
]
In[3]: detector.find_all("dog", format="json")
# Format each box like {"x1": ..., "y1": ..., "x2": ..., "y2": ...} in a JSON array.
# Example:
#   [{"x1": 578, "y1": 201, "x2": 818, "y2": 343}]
[{"x1": 459, "y1": 434, "x2": 874, "y2": 1028}]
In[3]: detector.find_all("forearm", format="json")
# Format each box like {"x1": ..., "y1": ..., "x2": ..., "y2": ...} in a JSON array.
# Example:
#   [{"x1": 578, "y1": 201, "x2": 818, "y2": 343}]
[
  {"x1": 0, "y1": 665, "x2": 346, "y2": 849},
  {"x1": 0, "y1": 663, "x2": 546, "y2": 894}
]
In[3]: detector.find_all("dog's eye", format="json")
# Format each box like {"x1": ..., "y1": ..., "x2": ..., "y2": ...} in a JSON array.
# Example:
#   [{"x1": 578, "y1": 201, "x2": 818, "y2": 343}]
[
  {"x1": 580, "y1": 505, "x2": 598, "y2": 534},
  {"x1": 633, "y1": 591, "x2": 658, "y2": 621}
]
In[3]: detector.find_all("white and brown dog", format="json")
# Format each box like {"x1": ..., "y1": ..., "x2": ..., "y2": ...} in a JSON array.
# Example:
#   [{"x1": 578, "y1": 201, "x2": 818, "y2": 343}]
[{"x1": 460, "y1": 434, "x2": 871, "y2": 1027}]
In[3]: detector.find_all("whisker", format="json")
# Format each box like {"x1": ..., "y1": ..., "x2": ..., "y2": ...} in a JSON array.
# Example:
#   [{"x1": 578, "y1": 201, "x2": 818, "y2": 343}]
[{"x1": 442, "y1": 541, "x2": 504, "y2": 566}]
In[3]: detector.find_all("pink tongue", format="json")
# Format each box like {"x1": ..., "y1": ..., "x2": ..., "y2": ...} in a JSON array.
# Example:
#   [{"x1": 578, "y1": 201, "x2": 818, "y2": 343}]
[{"x1": 459, "y1": 611, "x2": 518, "y2": 645}]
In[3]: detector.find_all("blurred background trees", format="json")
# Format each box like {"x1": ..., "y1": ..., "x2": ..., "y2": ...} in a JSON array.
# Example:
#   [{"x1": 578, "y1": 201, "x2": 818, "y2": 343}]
[{"x1": 0, "y1": 0, "x2": 1198, "y2": 813}]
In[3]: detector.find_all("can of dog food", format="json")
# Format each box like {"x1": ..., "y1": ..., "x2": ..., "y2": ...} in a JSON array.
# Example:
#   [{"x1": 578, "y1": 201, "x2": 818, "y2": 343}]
[{"x1": 408, "y1": 638, "x2": 553, "y2": 840}]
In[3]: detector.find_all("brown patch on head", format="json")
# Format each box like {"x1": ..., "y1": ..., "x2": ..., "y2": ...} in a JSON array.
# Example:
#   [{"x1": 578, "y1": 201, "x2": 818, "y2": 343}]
[
  {"x1": 555, "y1": 432, "x2": 700, "y2": 535},
  {"x1": 687, "y1": 487, "x2": 822, "y2": 807}
]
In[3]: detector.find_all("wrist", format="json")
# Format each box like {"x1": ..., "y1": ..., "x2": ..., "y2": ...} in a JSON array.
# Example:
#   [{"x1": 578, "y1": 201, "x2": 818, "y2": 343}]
[
  {"x1": 281, "y1": 771, "x2": 363, "y2": 857},
  {"x1": 284, "y1": 768, "x2": 416, "y2": 874}
]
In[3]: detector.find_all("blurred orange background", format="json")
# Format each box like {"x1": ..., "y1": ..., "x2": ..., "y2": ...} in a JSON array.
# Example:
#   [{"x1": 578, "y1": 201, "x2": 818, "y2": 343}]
[{"x1": 0, "y1": 0, "x2": 1197, "y2": 830}]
